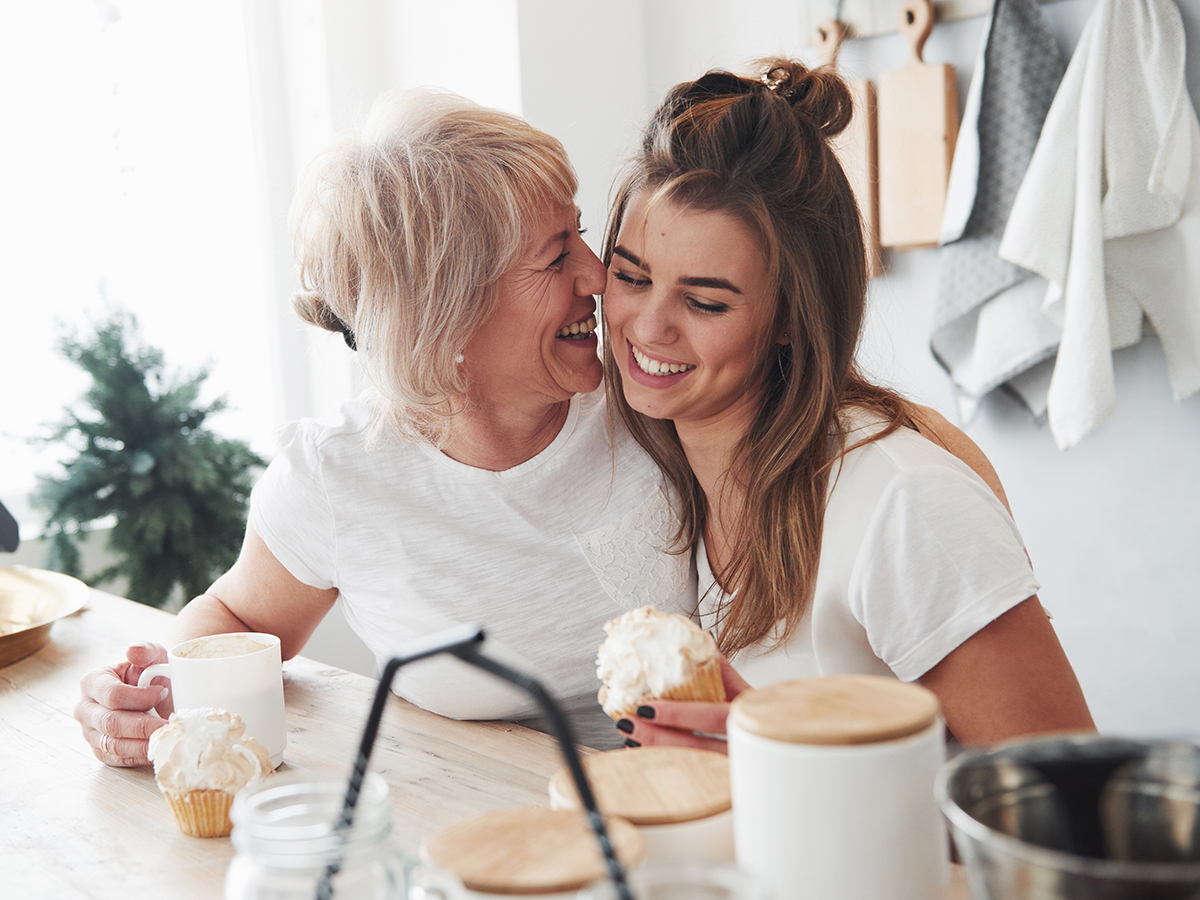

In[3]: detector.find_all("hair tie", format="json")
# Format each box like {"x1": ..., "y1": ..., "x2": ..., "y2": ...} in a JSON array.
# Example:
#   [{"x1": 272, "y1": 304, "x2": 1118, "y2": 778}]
[{"x1": 760, "y1": 67, "x2": 791, "y2": 96}]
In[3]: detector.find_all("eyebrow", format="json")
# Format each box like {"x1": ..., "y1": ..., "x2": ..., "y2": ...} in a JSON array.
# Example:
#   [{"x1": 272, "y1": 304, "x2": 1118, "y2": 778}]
[
  {"x1": 612, "y1": 245, "x2": 743, "y2": 295},
  {"x1": 536, "y1": 230, "x2": 572, "y2": 258},
  {"x1": 534, "y1": 208, "x2": 584, "y2": 260}
]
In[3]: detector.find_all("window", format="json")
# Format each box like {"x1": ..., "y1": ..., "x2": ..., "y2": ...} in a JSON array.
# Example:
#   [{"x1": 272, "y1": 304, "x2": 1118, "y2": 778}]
[{"x1": 1, "y1": 0, "x2": 275, "y2": 536}]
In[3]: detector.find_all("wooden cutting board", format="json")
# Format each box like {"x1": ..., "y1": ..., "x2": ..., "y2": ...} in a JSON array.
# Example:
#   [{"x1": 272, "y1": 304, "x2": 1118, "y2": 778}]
[
  {"x1": 813, "y1": 19, "x2": 883, "y2": 278},
  {"x1": 877, "y1": 0, "x2": 958, "y2": 250}
]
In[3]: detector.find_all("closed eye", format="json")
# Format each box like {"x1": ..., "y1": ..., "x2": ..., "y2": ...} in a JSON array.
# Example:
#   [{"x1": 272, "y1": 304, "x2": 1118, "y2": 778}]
[
  {"x1": 687, "y1": 297, "x2": 729, "y2": 314},
  {"x1": 612, "y1": 270, "x2": 650, "y2": 288}
]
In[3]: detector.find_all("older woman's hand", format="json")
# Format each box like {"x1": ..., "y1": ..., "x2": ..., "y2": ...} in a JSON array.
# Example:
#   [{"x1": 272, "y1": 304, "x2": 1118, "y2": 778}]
[
  {"x1": 75, "y1": 642, "x2": 173, "y2": 767},
  {"x1": 614, "y1": 656, "x2": 751, "y2": 755}
]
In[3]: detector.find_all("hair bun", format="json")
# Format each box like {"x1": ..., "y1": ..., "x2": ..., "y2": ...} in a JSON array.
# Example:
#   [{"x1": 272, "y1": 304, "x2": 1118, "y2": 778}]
[
  {"x1": 291, "y1": 288, "x2": 345, "y2": 335},
  {"x1": 756, "y1": 58, "x2": 853, "y2": 141}
]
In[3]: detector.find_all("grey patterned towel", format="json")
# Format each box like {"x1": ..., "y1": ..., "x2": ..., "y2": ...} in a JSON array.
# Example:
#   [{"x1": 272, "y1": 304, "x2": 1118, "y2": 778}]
[{"x1": 932, "y1": 0, "x2": 1065, "y2": 422}]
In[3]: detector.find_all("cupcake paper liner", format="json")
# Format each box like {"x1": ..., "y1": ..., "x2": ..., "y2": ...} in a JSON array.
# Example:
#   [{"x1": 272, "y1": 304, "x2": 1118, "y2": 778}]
[
  {"x1": 602, "y1": 656, "x2": 727, "y2": 720},
  {"x1": 162, "y1": 788, "x2": 235, "y2": 838}
]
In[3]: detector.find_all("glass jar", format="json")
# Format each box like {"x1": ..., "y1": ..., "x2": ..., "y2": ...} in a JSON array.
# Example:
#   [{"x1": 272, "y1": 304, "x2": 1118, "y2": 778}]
[{"x1": 225, "y1": 771, "x2": 406, "y2": 900}]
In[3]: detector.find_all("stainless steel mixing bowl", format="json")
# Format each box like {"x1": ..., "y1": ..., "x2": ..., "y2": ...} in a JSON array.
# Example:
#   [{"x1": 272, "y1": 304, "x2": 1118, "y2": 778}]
[{"x1": 936, "y1": 734, "x2": 1200, "y2": 899}]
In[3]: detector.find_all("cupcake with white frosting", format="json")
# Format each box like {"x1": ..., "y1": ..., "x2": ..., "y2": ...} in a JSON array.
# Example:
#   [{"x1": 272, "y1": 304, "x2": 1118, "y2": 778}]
[
  {"x1": 148, "y1": 707, "x2": 274, "y2": 837},
  {"x1": 596, "y1": 606, "x2": 726, "y2": 720}
]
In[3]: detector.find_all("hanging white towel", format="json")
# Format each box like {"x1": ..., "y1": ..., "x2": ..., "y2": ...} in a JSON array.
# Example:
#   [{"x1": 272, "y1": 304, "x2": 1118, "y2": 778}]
[
  {"x1": 999, "y1": 0, "x2": 1200, "y2": 450},
  {"x1": 933, "y1": 0, "x2": 1065, "y2": 424}
]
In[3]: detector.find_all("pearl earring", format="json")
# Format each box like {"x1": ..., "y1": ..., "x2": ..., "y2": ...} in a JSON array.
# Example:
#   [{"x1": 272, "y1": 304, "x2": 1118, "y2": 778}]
[{"x1": 454, "y1": 352, "x2": 464, "y2": 364}]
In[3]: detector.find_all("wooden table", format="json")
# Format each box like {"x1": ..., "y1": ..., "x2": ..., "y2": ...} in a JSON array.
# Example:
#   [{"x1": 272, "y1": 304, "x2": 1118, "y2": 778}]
[{"x1": 0, "y1": 589, "x2": 972, "y2": 898}]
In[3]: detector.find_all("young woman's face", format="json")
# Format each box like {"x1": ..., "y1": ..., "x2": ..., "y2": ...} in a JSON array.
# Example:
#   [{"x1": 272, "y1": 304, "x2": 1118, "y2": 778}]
[
  {"x1": 604, "y1": 193, "x2": 784, "y2": 432},
  {"x1": 463, "y1": 201, "x2": 606, "y2": 406}
]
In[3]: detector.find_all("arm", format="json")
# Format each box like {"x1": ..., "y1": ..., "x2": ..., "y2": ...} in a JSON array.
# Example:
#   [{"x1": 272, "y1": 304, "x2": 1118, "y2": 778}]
[
  {"x1": 918, "y1": 595, "x2": 1094, "y2": 745},
  {"x1": 172, "y1": 524, "x2": 338, "y2": 660},
  {"x1": 75, "y1": 524, "x2": 337, "y2": 766},
  {"x1": 899, "y1": 417, "x2": 1092, "y2": 739}
]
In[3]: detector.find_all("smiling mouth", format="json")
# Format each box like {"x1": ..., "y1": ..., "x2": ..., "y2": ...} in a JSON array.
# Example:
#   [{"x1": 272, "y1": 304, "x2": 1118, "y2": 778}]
[
  {"x1": 631, "y1": 344, "x2": 695, "y2": 376},
  {"x1": 556, "y1": 316, "x2": 597, "y2": 340}
]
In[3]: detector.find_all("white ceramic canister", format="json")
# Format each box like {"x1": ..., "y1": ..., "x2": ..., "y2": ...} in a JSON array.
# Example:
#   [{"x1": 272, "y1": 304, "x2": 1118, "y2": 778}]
[
  {"x1": 421, "y1": 807, "x2": 643, "y2": 900},
  {"x1": 727, "y1": 674, "x2": 949, "y2": 900},
  {"x1": 549, "y1": 747, "x2": 734, "y2": 864}
]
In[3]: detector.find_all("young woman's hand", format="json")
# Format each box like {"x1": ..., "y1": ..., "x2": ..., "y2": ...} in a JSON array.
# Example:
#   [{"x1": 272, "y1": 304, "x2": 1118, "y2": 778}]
[{"x1": 613, "y1": 655, "x2": 751, "y2": 754}]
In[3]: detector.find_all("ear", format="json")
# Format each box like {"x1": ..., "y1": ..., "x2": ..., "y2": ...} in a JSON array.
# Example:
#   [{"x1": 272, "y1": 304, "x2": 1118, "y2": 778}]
[{"x1": 771, "y1": 299, "x2": 790, "y2": 346}]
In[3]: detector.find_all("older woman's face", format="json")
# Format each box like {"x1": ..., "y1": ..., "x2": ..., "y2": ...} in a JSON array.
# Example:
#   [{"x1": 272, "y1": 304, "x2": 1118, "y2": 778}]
[{"x1": 463, "y1": 202, "x2": 606, "y2": 406}]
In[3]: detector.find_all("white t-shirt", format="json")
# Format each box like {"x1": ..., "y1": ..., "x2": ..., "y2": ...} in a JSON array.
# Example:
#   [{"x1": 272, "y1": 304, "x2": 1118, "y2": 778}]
[
  {"x1": 250, "y1": 390, "x2": 694, "y2": 749},
  {"x1": 698, "y1": 423, "x2": 1039, "y2": 687}
]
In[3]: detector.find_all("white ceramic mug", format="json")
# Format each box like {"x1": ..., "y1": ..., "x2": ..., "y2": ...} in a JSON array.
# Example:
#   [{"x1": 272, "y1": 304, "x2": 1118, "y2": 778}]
[{"x1": 138, "y1": 632, "x2": 286, "y2": 767}]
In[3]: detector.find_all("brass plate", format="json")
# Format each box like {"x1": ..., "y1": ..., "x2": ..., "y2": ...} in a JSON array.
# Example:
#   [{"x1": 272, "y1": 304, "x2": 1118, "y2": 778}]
[{"x1": 0, "y1": 566, "x2": 90, "y2": 667}]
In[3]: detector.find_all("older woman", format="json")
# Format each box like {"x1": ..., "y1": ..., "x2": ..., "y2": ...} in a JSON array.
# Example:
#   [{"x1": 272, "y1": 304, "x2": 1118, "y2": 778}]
[
  {"x1": 602, "y1": 61, "x2": 1094, "y2": 751},
  {"x1": 74, "y1": 89, "x2": 693, "y2": 762}
]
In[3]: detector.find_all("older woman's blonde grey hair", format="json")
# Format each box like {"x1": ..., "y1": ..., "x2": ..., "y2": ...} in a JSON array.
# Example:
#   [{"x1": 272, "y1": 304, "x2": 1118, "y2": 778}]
[{"x1": 290, "y1": 88, "x2": 578, "y2": 444}]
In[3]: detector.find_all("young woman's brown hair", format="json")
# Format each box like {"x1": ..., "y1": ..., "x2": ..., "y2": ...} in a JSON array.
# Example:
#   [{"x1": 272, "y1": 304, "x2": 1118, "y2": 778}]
[{"x1": 603, "y1": 58, "x2": 920, "y2": 656}]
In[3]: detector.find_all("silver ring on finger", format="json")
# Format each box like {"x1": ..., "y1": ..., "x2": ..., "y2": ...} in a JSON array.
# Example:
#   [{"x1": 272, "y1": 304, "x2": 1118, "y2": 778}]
[{"x1": 100, "y1": 733, "x2": 112, "y2": 756}]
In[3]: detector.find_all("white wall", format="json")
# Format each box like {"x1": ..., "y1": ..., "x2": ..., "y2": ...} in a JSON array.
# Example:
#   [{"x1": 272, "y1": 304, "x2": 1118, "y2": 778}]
[{"x1": 284, "y1": 0, "x2": 1200, "y2": 723}]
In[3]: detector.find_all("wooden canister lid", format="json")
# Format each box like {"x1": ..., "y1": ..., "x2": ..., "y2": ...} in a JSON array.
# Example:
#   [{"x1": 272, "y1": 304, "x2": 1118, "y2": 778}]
[
  {"x1": 728, "y1": 675, "x2": 940, "y2": 745},
  {"x1": 423, "y1": 807, "x2": 643, "y2": 895},
  {"x1": 550, "y1": 747, "x2": 731, "y2": 825}
]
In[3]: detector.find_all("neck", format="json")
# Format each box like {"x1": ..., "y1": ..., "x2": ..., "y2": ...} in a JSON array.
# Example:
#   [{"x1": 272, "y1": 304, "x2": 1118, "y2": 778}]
[
  {"x1": 675, "y1": 415, "x2": 749, "y2": 577},
  {"x1": 439, "y1": 396, "x2": 571, "y2": 471}
]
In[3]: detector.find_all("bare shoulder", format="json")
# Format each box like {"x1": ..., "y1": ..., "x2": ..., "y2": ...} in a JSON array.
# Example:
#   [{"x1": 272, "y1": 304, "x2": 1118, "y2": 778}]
[{"x1": 906, "y1": 404, "x2": 1011, "y2": 514}]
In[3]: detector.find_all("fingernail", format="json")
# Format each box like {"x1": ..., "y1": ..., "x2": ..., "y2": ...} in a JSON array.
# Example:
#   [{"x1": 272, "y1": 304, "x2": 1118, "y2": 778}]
[
  {"x1": 624, "y1": 738, "x2": 641, "y2": 748},
  {"x1": 636, "y1": 705, "x2": 656, "y2": 719},
  {"x1": 157, "y1": 688, "x2": 169, "y2": 702},
  {"x1": 616, "y1": 718, "x2": 634, "y2": 734}
]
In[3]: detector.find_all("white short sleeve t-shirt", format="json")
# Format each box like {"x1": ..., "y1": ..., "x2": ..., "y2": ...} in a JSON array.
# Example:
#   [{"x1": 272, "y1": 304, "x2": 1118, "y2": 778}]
[
  {"x1": 697, "y1": 423, "x2": 1039, "y2": 687},
  {"x1": 250, "y1": 390, "x2": 693, "y2": 749}
]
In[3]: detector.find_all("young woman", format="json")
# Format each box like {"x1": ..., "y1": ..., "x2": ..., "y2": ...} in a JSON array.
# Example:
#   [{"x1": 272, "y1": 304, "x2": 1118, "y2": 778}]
[{"x1": 602, "y1": 61, "x2": 1094, "y2": 750}]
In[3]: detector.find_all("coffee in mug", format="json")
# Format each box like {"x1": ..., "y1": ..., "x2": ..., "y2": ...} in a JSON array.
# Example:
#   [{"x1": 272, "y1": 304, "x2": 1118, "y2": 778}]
[{"x1": 139, "y1": 632, "x2": 287, "y2": 767}]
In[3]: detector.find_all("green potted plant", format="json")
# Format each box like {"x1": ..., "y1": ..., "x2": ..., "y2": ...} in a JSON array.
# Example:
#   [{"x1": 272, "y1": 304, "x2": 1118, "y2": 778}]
[{"x1": 35, "y1": 311, "x2": 265, "y2": 609}]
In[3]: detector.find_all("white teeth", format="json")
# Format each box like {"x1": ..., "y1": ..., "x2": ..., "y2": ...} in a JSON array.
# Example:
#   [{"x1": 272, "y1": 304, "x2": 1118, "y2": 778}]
[
  {"x1": 557, "y1": 315, "x2": 597, "y2": 339},
  {"x1": 631, "y1": 345, "x2": 694, "y2": 376}
]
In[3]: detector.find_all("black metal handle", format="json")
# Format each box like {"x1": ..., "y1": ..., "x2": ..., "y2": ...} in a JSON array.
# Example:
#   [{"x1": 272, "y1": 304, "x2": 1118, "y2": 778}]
[{"x1": 316, "y1": 625, "x2": 634, "y2": 900}]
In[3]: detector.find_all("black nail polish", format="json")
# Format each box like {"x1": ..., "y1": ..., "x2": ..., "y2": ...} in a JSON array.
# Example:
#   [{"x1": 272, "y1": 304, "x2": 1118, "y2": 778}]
[
  {"x1": 624, "y1": 738, "x2": 641, "y2": 748},
  {"x1": 636, "y1": 705, "x2": 656, "y2": 719},
  {"x1": 616, "y1": 718, "x2": 634, "y2": 734}
]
